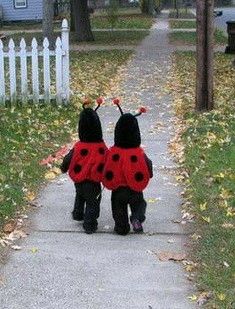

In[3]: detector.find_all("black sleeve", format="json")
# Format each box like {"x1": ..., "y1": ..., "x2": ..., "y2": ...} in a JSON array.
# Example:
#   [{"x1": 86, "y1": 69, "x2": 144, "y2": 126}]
[
  {"x1": 60, "y1": 149, "x2": 74, "y2": 173},
  {"x1": 144, "y1": 154, "x2": 153, "y2": 178}
]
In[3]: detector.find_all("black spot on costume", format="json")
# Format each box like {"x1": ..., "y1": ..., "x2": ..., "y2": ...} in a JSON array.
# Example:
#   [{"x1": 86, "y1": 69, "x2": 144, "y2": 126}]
[
  {"x1": 60, "y1": 101, "x2": 107, "y2": 234},
  {"x1": 102, "y1": 101, "x2": 153, "y2": 235}
]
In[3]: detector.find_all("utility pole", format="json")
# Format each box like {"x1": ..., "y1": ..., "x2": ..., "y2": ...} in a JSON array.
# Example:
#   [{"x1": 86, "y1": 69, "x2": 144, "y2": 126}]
[{"x1": 196, "y1": 0, "x2": 214, "y2": 111}]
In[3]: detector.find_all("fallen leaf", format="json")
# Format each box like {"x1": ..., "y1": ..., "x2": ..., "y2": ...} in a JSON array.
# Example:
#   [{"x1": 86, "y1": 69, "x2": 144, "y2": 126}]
[
  {"x1": 44, "y1": 171, "x2": 57, "y2": 180},
  {"x1": 199, "y1": 202, "x2": 207, "y2": 211},
  {"x1": 147, "y1": 198, "x2": 159, "y2": 203},
  {"x1": 50, "y1": 167, "x2": 61, "y2": 175},
  {"x1": 190, "y1": 233, "x2": 201, "y2": 241},
  {"x1": 156, "y1": 251, "x2": 187, "y2": 262},
  {"x1": 197, "y1": 292, "x2": 212, "y2": 306},
  {"x1": 172, "y1": 219, "x2": 182, "y2": 224},
  {"x1": 217, "y1": 293, "x2": 226, "y2": 301},
  {"x1": 188, "y1": 294, "x2": 197, "y2": 302},
  {"x1": 223, "y1": 261, "x2": 230, "y2": 268},
  {"x1": 11, "y1": 245, "x2": 22, "y2": 250},
  {"x1": 30, "y1": 247, "x2": 38, "y2": 254},
  {"x1": 202, "y1": 216, "x2": 211, "y2": 223},
  {"x1": 221, "y1": 223, "x2": 234, "y2": 229},
  {"x1": 3, "y1": 221, "x2": 17, "y2": 233},
  {"x1": 25, "y1": 191, "x2": 36, "y2": 202}
]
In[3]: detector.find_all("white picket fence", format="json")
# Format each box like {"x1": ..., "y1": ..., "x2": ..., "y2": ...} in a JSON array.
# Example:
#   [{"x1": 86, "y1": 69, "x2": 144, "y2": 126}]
[{"x1": 0, "y1": 19, "x2": 70, "y2": 105}]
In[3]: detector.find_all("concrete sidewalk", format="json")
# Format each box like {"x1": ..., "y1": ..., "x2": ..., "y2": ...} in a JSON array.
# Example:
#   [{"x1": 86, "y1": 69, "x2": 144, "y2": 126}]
[{"x1": 0, "y1": 15, "x2": 196, "y2": 309}]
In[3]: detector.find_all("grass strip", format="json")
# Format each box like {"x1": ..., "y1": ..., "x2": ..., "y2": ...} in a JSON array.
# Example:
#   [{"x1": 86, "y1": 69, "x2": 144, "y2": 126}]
[
  {"x1": 169, "y1": 29, "x2": 227, "y2": 45},
  {"x1": 170, "y1": 51, "x2": 235, "y2": 308},
  {"x1": 169, "y1": 20, "x2": 196, "y2": 29}
]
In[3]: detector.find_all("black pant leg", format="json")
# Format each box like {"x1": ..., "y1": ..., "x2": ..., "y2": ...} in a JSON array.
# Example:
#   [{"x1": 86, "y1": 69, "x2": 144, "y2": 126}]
[
  {"x1": 129, "y1": 191, "x2": 147, "y2": 223},
  {"x1": 73, "y1": 184, "x2": 85, "y2": 219},
  {"x1": 82, "y1": 182, "x2": 101, "y2": 230},
  {"x1": 111, "y1": 188, "x2": 130, "y2": 235}
]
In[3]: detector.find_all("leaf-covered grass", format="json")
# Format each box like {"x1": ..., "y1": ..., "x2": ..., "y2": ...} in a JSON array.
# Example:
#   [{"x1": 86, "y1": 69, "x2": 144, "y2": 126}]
[
  {"x1": 0, "y1": 50, "x2": 132, "y2": 226},
  {"x1": 5, "y1": 30, "x2": 149, "y2": 46},
  {"x1": 91, "y1": 15, "x2": 153, "y2": 29},
  {"x1": 170, "y1": 51, "x2": 235, "y2": 308},
  {"x1": 169, "y1": 9, "x2": 196, "y2": 19},
  {"x1": 169, "y1": 29, "x2": 227, "y2": 45},
  {"x1": 169, "y1": 20, "x2": 196, "y2": 29}
]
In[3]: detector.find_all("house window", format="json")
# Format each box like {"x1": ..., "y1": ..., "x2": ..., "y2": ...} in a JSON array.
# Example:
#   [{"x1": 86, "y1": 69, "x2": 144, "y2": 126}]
[{"x1": 14, "y1": 0, "x2": 27, "y2": 9}]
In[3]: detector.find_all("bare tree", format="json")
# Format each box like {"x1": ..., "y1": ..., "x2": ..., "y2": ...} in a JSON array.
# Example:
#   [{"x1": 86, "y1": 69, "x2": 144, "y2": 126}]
[
  {"x1": 42, "y1": 0, "x2": 54, "y2": 44},
  {"x1": 196, "y1": 0, "x2": 214, "y2": 111},
  {"x1": 72, "y1": 0, "x2": 94, "y2": 41}
]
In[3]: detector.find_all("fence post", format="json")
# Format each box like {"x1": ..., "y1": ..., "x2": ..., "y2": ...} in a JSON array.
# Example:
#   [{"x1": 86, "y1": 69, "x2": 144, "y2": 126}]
[
  {"x1": 20, "y1": 38, "x2": 28, "y2": 105},
  {"x1": 61, "y1": 18, "x2": 70, "y2": 104},
  {"x1": 43, "y1": 38, "x2": 51, "y2": 104},
  {"x1": 55, "y1": 37, "x2": 63, "y2": 105},
  {"x1": 0, "y1": 40, "x2": 5, "y2": 105},
  {"x1": 9, "y1": 39, "x2": 17, "y2": 104},
  {"x1": 31, "y1": 38, "x2": 39, "y2": 104}
]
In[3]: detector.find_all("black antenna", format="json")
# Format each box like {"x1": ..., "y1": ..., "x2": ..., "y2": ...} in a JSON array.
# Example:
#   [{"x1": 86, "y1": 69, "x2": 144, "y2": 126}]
[{"x1": 113, "y1": 99, "x2": 123, "y2": 115}]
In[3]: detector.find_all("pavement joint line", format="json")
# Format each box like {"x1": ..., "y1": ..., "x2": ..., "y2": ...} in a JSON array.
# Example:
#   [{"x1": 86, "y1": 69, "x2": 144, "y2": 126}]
[{"x1": 34, "y1": 230, "x2": 191, "y2": 236}]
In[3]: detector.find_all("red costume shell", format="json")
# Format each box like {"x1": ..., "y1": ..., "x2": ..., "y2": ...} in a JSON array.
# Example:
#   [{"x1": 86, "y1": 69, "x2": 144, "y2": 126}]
[
  {"x1": 102, "y1": 146, "x2": 150, "y2": 192},
  {"x1": 69, "y1": 142, "x2": 107, "y2": 183}
]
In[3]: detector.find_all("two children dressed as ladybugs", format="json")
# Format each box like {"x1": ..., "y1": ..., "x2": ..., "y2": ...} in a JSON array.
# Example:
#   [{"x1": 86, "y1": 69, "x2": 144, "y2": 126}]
[{"x1": 60, "y1": 98, "x2": 153, "y2": 235}]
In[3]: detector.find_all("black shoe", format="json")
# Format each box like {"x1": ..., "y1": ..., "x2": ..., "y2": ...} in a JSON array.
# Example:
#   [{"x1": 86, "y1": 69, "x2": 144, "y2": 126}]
[
  {"x1": 83, "y1": 223, "x2": 97, "y2": 234},
  {"x1": 131, "y1": 219, "x2": 143, "y2": 233},
  {"x1": 72, "y1": 211, "x2": 84, "y2": 221},
  {"x1": 114, "y1": 226, "x2": 130, "y2": 236},
  {"x1": 84, "y1": 229, "x2": 96, "y2": 234}
]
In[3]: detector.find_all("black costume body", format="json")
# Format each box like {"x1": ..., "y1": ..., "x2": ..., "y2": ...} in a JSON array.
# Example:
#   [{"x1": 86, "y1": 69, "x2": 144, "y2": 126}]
[
  {"x1": 61, "y1": 107, "x2": 107, "y2": 233},
  {"x1": 103, "y1": 113, "x2": 153, "y2": 235}
]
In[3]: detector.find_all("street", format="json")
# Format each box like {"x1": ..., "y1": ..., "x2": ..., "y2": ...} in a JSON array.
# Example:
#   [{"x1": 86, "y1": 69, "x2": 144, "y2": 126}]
[{"x1": 214, "y1": 7, "x2": 235, "y2": 31}]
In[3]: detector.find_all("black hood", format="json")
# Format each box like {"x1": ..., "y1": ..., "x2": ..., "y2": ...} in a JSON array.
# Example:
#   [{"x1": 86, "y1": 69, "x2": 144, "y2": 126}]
[
  {"x1": 78, "y1": 108, "x2": 103, "y2": 142},
  {"x1": 114, "y1": 113, "x2": 141, "y2": 148}
]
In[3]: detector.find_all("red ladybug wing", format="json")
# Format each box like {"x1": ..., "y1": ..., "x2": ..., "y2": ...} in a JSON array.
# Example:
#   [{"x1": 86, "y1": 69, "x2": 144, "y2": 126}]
[
  {"x1": 122, "y1": 148, "x2": 150, "y2": 192},
  {"x1": 102, "y1": 147, "x2": 126, "y2": 190},
  {"x1": 69, "y1": 142, "x2": 107, "y2": 183},
  {"x1": 90, "y1": 143, "x2": 108, "y2": 182}
]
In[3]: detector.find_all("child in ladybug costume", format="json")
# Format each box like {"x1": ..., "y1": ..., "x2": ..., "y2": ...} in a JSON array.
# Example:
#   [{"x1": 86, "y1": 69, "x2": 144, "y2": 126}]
[
  {"x1": 60, "y1": 98, "x2": 107, "y2": 234},
  {"x1": 102, "y1": 99, "x2": 153, "y2": 235}
]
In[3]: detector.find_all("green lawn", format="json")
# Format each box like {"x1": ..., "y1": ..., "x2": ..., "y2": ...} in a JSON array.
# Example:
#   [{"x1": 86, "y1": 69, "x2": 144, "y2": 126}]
[
  {"x1": 169, "y1": 9, "x2": 196, "y2": 19},
  {"x1": 1, "y1": 8, "x2": 153, "y2": 31},
  {"x1": 91, "y1": 15, "x2": 153, "y2": 29},
  {"x1": 170, "y1": 51, "x2": 235, "y2": 308},
  {"x1": 5, "y1": 30, "x2": 149, "y2": 46},
  {"x1": 169, "y1": 29, "x2": 227, "y2": 45},
  {"x1": 169, "y1": 20, "x2": 196, "y2": 29},
  {"x1": 0, "y1": 50, "x2": 132, "y2": 226}
]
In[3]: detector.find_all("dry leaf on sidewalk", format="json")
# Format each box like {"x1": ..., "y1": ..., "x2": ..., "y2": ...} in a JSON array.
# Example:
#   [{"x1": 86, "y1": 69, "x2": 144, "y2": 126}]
[
  {"x1": 156, "y1": 251, "x2": 187, "y2": 262},
  {"x1": 11, "y1": 245, "x2": 22, "y2": 251},
  {"x1": 3, "y1": 221, "x2": 17, "y2": 233}
]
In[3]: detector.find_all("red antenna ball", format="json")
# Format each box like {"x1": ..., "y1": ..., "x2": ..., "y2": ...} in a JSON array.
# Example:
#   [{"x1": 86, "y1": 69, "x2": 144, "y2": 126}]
[
  {"x1": 96, "y1": 97, "x2": 104, "y2": 105},
  {"x1": 139, "y1": 107, "x2": 147, "y2": 113},
  {"x1": 113, "y1": 98, "x2": 120, "y2": 105},
  {"x1": 83, "y1": 98, "x2": 91, "y2": 105}
]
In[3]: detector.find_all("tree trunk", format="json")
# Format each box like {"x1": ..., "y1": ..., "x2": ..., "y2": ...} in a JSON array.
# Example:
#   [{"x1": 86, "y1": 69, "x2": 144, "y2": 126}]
[
  {"x1": 70, "y1": 0, "x2": 75, "y2": 32},
  {"x1": 73, "y1": 0, "x2": 94, "y2": 42},
  {"x1": 196, "y1": 0, "x2": 214, "y2": 111},
  {"x1": 42, "y1": 0, "x2": 54, "y2": 44}
]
